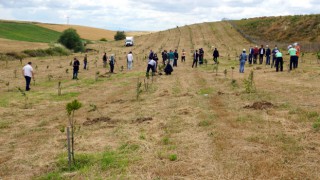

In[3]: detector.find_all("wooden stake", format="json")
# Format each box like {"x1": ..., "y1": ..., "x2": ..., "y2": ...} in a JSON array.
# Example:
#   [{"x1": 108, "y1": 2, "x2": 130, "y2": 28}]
[{"x1": 67, "y1": 127, "x2": 71, "y2": 170}]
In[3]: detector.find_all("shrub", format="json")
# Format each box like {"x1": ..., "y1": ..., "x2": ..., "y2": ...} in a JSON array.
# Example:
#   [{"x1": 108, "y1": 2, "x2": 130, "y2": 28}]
[
  {"x1": 312, "y1": 117, "x2": 320, "y2": 131},
  {"x1": 243, "y1": 70, "x2": 256, "y2": 93},
  {"x1": 5, "y1": 52, "x2": 27, "y2": 60},
  {"x1": 23, "y1": 47, "x2": 71, "y2": 57},
  {"x1": 114, "y1": 31, "x2": 126, "y2": 41},
  {"x1": 58, "y1": 28, "x2": 84, "y2": 52},
  {"x1": 100, "y1": 38, "x2": 108, "y2": 42},
  {"x1": 168, "y1": 154, "x2": 177, "y2": 161}
]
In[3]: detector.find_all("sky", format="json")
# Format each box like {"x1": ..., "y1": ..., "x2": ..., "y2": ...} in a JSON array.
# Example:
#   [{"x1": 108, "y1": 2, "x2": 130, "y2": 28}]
[{"x1": 0, "y1": 0, "x2": 319, "y2": 31}]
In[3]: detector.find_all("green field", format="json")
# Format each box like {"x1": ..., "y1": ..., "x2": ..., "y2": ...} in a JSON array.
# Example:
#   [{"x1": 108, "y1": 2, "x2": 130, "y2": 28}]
[{"x1": 0, "y1": 21, "x2": 61, "y2": 43}]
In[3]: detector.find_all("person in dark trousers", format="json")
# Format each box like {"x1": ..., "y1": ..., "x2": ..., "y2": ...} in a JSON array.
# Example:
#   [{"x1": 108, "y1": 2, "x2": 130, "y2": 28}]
[
  {"x1": 192, "y1": 50, "x2": 199, "y2": 68},
  {"x1": 164, "y1": 61, "x2": 173, "y2": 75},
  {"x1": 109, "y1": 54, "x2": 115, "y2": 73},
  {"x1": 213, "y1": 48, "x2": 219, "y2": 64},
  {"x1": 22, "y1": 62, "x2": 34, "y2": 91},
  {"x1": 259, "y1": 45, "x2": 265, "y2": 64},
  {"x1": 181, "y1": 49, "x2": 186, "y2": 62},
  {"x1": 102, "y1": 53, "x2": 107, "y2": 68},
  {"x1": 293, "y1": 42, "x2": 301, "y2": 68},
  {"x1": 148, "y1": 49, "x2": 154, "y2": 61},
  {"x1": 265, "y1": 45, "x2": 271, "y2": 65},
  {"x1": 288, "y1": 45, "x2": 297, "y2": 70},
  {"x1": 275, "y1": 50, "x2": 283, "y2": 72},
  {"x1": 73, "y1": 57, "x2": 80, "y2": 79},
  {"x1": 162, "y1": 50, "x2": 168, "y2": 65},
  {"x1": 199, "y1": 48, "x2": 204, "y2": 65},
  {"x1": 153, "y1": 53, "x2": 159, "y2": 72},
  {"x1": 253, "y1": 45, "x2": 259, "y2": 64},
  {"x1": 146, "y1": 59, "x2": 156, "y2": 76},
  {"x1": 173, "y1": 49, "x2": 178, "y2": 67},
  {"x1": 271, "y1": 45, "x2": 278, "y2": 68},
  {"x1": 83, "y1": 54, "x2": 88, "y2": 69},
  {"x1": 248, "y1": 46, "x2": 253, "y2": 64}
]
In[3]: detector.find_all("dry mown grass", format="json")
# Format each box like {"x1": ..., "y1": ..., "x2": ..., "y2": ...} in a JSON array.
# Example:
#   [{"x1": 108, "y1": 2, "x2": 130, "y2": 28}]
[
  {"x1": 0, "y1": 21, "x2": 319, "y2": 179},
  {"x1": 0, "y1": 38, "x2": 49, "y2": 53},
  {"x1": 36, "y1": 23, "x2": 152, "y2": 41}
]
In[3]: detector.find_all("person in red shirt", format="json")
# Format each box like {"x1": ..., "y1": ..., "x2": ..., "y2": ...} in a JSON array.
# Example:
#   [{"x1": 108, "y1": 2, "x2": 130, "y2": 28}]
[{"x1": 294, "y1": 42, "x2": 301, "y2": 68}]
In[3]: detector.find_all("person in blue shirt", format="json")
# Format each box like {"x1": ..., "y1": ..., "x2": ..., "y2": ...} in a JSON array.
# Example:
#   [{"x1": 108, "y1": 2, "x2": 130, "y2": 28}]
[{"x1": 239, "y1": 49, "x2": 247, "y2": 73}]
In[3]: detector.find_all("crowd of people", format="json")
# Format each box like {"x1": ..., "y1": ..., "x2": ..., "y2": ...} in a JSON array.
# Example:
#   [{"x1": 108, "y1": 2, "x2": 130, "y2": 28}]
[
  {"x1": 21, "y1": 42, "x2": 302, "y2": 91},
  {"x1": 240, "y1": 42, "x2": 301, "y2": 73}
]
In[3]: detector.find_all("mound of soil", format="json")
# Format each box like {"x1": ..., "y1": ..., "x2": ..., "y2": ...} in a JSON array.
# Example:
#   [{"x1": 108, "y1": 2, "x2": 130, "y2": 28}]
[
  {"x1": 244, "y1": 101, "x2": 274, "y2": 110},
  {"x1": 83, "y1": 117, "x2": 112, "y2": 126}
]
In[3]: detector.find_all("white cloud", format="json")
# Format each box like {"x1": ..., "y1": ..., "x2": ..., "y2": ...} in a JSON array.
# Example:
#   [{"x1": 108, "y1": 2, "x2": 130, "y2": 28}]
[
  {"x1": 0, "y1": 0, "x2": 319, "y2": 31},
  {"x1": 0, "y1": 5, "x2": 15, "y2": 20}
]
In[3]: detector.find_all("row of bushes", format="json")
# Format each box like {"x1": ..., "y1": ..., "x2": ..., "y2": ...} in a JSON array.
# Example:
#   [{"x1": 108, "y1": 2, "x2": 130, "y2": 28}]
[
  {"x1": 0, "y1": 46, "x2": 72, "y2": 61},
  {"x1": 23, "y1": 46, "x2": 71, "y2": 57}
]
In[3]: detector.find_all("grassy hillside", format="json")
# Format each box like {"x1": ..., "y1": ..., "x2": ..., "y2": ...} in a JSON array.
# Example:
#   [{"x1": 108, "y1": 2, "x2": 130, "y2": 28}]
[
  {"x1": 36, "y1": 23, "x2": 116, "y2": 41},
  {"x1": 0, "y1": 21, "x2": 61, "y2": 43},
  {"x1": 37, "y1": 23, "x2": 151, "y2": 41},
  {"x1": 1, "y1": 20, "x2": 320, "y2": 179},
  {"x1": 231, "y1": 14, "x2": 320, "y2": 43}
]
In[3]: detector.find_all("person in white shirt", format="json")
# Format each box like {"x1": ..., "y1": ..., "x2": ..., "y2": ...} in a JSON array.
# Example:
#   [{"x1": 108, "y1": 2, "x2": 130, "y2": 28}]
[
  {"x1": 22, "y1": 62, "x2": 34, "y2": 91},
  {"x1": 127, "y1": 51, "x2": 133, "y2": 70},
  {"x1": 146, "y1": 59, "x2": 156, "y2": 76}
]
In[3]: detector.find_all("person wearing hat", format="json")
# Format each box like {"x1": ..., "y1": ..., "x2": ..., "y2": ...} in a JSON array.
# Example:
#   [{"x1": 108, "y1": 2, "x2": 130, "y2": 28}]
[
  {"x1": 288, "y1": 45, "x2": 297, "y2": 70},
  {"x1": 22, "y1": 62, "x2": 35, "y2": 91},
  {"x1": 239, "y1": 49, "x2": 247, "y2": 73}
]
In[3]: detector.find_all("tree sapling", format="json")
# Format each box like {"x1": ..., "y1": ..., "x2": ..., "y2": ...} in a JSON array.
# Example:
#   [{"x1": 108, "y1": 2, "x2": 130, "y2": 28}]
[{"x1": 66, "y1": 99, "x2": 82, "y2": 166}]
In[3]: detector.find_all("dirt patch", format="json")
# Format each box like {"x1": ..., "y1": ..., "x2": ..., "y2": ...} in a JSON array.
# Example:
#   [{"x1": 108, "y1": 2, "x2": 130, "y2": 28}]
[
  {"x1": 134, "y1": 117, "x2": 153, "y2": 123},
  {"x1": 179, "y1": 92, "x2": 194, "y2": 97},
  {"x1": 110, "y1": 99, "x2": 127, "y2": 104},
  {"x1": 244, "y1": 101, "x2": 274, "y2": 110},
  {"x1": 217, "y1": 91, "x2": 224, "y2": 95},
  {"x1": 83, "y1": 117, "x2": 114, "y2": 126}
]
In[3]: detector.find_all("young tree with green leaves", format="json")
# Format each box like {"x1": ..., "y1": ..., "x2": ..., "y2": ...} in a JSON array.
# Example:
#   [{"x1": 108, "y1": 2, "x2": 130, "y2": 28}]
[
  {"x1": 114, "y1": 31, "x2": 126, "y2": 41},
  {"x1": 66, "y1": 99, "x2": 82, "y2": 165},
  {"x1": 58, "y1": 28, "x2": 84, "y2": 53}
]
